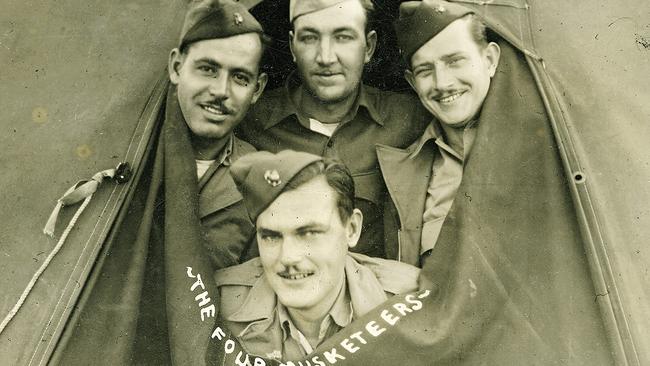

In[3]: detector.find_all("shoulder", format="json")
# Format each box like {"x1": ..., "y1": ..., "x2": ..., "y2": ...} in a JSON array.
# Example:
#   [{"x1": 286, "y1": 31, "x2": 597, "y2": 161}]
[
  {"x1": 348, "y1": 252, "x2": 420, "y2": 295},
  {"x1": 215, "y1": 257, "x2": 264, "y2": 287},
  {"x1": 214, "y1": 258, "x2": 264, "y2": 318},
  {"x1": 232, "y1": 136, "x2": 257, "y2": 158},
  {"x1": 248, "y1": 87, "x2": 289, "y2": 120},
  {"x1": 363, "y1": 85, "x2": 430, "y2": 131}
]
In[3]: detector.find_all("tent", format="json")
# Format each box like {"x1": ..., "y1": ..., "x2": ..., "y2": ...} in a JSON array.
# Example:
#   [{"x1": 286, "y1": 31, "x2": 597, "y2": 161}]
[{"x1": 1, "y1": 0, "x2": 648, "y2": 364}]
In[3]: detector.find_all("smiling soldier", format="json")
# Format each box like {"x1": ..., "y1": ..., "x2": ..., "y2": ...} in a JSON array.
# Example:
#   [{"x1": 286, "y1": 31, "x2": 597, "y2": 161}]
[
  {"x1": 376, "y1": 0, "x2": 502, "y2": 267},
  {"x1": 167, "y1": 0, "x2": 269, "y2": 269},
  {"x1": 214, "y1": 150, "x2": 419, "y2": 361},
  {"x1": 236, "y1": 0, "x2": 430, "y2": 259}
]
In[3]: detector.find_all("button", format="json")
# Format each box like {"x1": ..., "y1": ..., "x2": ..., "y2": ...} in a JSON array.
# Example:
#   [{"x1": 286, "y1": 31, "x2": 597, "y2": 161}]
[{"x1": 326, "y1": 140, "x2": 333, "y2": 148}]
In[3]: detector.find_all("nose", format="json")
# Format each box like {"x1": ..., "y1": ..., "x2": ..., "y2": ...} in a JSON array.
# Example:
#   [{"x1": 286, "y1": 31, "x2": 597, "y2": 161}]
[
  {"x1": 315, "y1": 38, "x2": 336, "y2": 66},
  {"x1": 433, "y1": 66, "x2": 454, "y2": 91},
  {"x1": 279, "y1": 236, "x2": 304, "y2": 267},
  {"x1": 208, "y1": 73, "x2": 229, "y2": 99}
]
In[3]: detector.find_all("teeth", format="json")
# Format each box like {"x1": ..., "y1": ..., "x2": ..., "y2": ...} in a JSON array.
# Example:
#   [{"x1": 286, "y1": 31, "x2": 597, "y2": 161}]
[
  {"x1": 202, "y1": 104, "x2": 224, "y2": 114},
  {"x1": 438, "y1": 92, "x2": 463, "y2": 104},
  {"x1": 283, "y1": 273, "x2": 311, "y2": 280}
]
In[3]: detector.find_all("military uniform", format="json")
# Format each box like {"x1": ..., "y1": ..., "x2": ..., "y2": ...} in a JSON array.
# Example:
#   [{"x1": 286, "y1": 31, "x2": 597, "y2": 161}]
[
  {"x1": 197, "y1": 134, "x2": 258, "y2": 269},
  {"x1": 236, "y1": 75, "x2": 430, "y2": 258},
  {"x1": 214, "y1": 252, "x2": 420, "y2": 361}
]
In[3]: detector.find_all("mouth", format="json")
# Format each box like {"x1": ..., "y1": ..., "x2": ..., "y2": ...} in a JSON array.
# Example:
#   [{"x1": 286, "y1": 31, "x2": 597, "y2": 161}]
[
  {"x1": 200, "y1": 103, "x2": 230, "y2": 117},
  {"x1": 278, "y1": 271, "x2": 315, "y2": 281},
  {"x1": 434, "y1": 90, "x2": 466, "y2": 104},
  {"x1": 313, "y1": 71, "x2": 343, "y2": 78}
]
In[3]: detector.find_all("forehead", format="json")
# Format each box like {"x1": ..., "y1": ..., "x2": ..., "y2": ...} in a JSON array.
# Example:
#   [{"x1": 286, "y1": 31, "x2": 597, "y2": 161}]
[
  {"x1": 293, "y1": 1, "x2": 366, "y2": 33},
  {"x1": 256, "y1": 176, "x2": 342, "y2": 231},
  {"x1": 184, "y1": 33, "x2": 262, "y2": 67},
  {"x1": 410, "y1": 18, "x2": 478, "y2": 66}
]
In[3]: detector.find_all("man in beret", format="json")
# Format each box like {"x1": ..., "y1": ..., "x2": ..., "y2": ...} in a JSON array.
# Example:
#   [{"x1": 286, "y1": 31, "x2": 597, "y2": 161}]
[
  {"x1": 377, "y1": 0, "x2": 500, "y2": 266},
  {"x1": 214, "y1": 150, "x2": 419, "y2": 362},
  {"x1": 167, "y1": 0, "x2": 269, "y2": 269},
  {"x1": 236, "y1": 0, "x2": 430, "y2": 259}
]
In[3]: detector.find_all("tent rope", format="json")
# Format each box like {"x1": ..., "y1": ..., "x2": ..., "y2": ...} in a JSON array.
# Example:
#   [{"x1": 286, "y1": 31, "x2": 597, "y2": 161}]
[{"x1": 0, "y1": 168, "x2": 118, "y2": 335}]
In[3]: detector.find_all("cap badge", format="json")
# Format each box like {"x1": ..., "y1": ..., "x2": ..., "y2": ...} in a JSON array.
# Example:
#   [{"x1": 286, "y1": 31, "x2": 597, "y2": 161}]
[
  {"x1": 264, "y1": 169, "x2": 282, "y2": 187},
  {"x1": 234, "y1": 12, "x2": 244, "y2": 25},
  {"x1": 433, "y1": 4, "x2": 446, "y2": 13}
]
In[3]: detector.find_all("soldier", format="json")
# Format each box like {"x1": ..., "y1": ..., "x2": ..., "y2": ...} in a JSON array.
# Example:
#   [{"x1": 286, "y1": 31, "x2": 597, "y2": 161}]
[
  {"x1": 237, "y1": 0, "x2": 430, "y2": 258},
  {"x1": 54, "y1": 1, "x2": 269, "y2": 364},
  {"x1": 215, "y1": 150, "x2": 420, "y2": 361},
  {"x1": 167, "y1": 0, "x2": 269, "y2": 269},
  {"x1": 377, "y1": 0, "x2": 500, "y2": 266}
]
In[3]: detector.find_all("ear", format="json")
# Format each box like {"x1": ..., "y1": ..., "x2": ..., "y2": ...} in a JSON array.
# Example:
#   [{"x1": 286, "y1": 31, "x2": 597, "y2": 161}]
[
  {"x1": 288, "y1": 30, "x2": 297, "y2": 62},
  {"x1": 404, "y1": 69, "x2": 416, "y2": 92},
  {"x1": 484, "y1": 42, "x2": 501, "y2": 78},
  {"x1": 364, "y1": 30, "x2": 378, "y2": 64},
  {"x1": 251, "y1": 72, "x2": 268, "y2": 104},
  {"x1": 345, "y1": 208, "x2": 363, "y2": 249},
  {"x1": 168, "y1": 48, "x2": 184, "y2": 85}
]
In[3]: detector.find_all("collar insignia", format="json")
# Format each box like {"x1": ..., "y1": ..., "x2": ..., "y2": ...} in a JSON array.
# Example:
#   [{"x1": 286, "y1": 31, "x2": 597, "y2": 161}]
[{"x1": 264, "y1": 169, "x2": 281, "y2": 187}]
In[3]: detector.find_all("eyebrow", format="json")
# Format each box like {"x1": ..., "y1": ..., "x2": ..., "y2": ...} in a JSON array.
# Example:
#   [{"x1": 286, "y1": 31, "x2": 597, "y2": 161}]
[
  {"x1": 257, "y1": 222, "x2": 328, "y2": 235},
  {"x1": 296, "y1": 26, "x2": 359, "y2": 35},
  {"x1": 193, "y1": 57, "x2": 256, "y2": 77},
  {"x1": 413, "y1": 52, "x2": 465, "y2": 69}
]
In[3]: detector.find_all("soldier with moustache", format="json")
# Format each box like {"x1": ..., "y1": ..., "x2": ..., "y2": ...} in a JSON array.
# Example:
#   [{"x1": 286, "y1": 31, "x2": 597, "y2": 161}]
[
  {"x1": 214, "y1": 150, "x2": 420, "y2": 362},
  {"x1": 237, "y1": 0, "x2": 430, "y2": 259}
]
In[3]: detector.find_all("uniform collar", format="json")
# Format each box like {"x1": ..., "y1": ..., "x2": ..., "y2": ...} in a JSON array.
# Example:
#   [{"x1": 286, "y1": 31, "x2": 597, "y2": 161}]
[
  {"x1": 409, "y1": 118, "x2": 479, "y2": 160},
  {"x1": 226, "y1": 255, "x2": 388, "y2": 326},
  {"x1": 262, "y1": 71, "x2": 386, "y2": 130},
  {"x1": 409, "y1": 121, "x2": 444, "y2": 158},
  {"x1": 277, "y1": 281, "x2": 352, "y2": 345}
]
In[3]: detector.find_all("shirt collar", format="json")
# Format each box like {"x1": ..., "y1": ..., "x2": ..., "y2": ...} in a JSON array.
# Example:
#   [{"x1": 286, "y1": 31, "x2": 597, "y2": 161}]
[
  {"x1": 262, "y1": 71, "x2": 385, "y2": 130},
  {"x1": 410, "y1": 121, "x2": 444, "y2": 158},
  {"x1": 218, "y1": 134, "x2": 235, "y2": 167},
  {"x1": 409, "y1": 118, "x2": 480, "y2": 160},
  {"x1": 278, "y1": 281, "x2": 352, "y2": 345}
]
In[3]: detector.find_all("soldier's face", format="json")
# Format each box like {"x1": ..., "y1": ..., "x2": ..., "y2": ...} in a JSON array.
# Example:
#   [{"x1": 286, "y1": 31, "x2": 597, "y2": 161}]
[
  {"x1": 290, "y1": 1, "x2": 376, "y2": 104},
  {"x1": 256, "y1": 176, "x2": 362, "y2": 319},
  {"x1": 405, "y1": 18, "x2": 500, "y2": 128},
  {"x1": 168, "y1": 34, "x2": 267, "y2": 139}
]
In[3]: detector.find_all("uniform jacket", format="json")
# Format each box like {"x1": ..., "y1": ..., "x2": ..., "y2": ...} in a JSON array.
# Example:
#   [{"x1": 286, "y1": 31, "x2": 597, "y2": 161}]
[
  {"x1": 214, "y1": 252, "x2": 420, "y2": 361},
  {"x1": 198, "y1": 135, "x2": 257, "y2": 270},
  {"x1": 236, "y1": 74, "x2": 430, "y2": 258},
  {"x1": 376, "y1": 135, "x2": 436, "y2": 267}
]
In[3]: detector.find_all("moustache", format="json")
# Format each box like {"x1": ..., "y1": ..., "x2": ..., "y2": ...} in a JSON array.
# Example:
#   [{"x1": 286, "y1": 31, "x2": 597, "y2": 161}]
[{"x1": 200, "y1": 100, "x2": 234, "y2": 115}]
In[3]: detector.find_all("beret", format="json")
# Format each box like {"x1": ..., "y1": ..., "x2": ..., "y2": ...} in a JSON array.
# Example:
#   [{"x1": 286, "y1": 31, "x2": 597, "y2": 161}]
[
  {"x1": 290, "y1": 0, "x2": 355, "y2": 22},
  {"x1": 179, "y1": 0, "x2": 263, "y2": 50},
  {"x1": 230, "y1": 150, "x2": 323, "y2": 221},
  {"x1": 394, "y1": 0, "x2": 472, "y2": 63}
]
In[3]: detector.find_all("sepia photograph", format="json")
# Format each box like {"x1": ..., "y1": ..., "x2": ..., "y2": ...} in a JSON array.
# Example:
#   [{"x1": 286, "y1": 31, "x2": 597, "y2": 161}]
[{"x1": 1, "y1": 0, "x2": 649, "y2": 365}]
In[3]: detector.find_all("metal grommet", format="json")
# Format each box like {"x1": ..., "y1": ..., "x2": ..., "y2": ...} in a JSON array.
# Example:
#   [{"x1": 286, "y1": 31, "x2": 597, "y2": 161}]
[
  {"x1": 573, "y1": 171, "x2": 586, "y2": 184},
  {"x1": 115, "y1": 162, "x2": 132, "y2": 184}
]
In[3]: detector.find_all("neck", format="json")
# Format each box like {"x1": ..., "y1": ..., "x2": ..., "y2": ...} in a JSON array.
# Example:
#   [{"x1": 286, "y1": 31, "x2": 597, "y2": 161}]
[
  {"x1": 299, "y1": 86, "x2": 359, "y2": 124},
  {"x1": 440, "y1": 122, "x2": 465, "y2": 157},
  {"x1": 191, "y1": 133, "x2": 230, "y2": 160},
  {"x1": 287, "y1": 274, "x2": 345, "y2": 345}
]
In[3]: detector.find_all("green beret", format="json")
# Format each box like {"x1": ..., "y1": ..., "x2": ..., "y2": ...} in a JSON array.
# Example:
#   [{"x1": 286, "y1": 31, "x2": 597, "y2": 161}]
[
  {"x1": 290, "y1": 0, "x2": 354, "y2": 22},
  {"x1": 230, "y1": 150, "x2": 323, "y2": 221},
  {"x1": 394, "y1": 0, "x2": 472, "y2": 64},
  {"x1": 179, "y1": 0, "x2": 263, "y2": 50}
]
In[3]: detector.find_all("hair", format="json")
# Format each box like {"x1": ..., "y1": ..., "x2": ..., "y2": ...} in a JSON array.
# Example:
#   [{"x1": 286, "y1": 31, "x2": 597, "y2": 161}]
[
  {"x1": 290, "y1": 0, "x2": 376, "y2": 35},
  {"x1": 282, "y1": 158, "x2": 355, "y2": 223}
]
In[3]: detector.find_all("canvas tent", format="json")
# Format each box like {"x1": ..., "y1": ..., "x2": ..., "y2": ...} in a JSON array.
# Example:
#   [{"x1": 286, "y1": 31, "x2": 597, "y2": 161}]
[{"x1": 1, "y1": 0, "x2": 648, "y2": 365}]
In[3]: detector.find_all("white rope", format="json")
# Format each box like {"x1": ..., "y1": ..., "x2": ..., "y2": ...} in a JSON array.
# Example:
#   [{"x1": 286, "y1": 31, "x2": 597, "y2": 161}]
[{"x1": 0, "y1": 195, "x2": 93, "y2": 334}]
